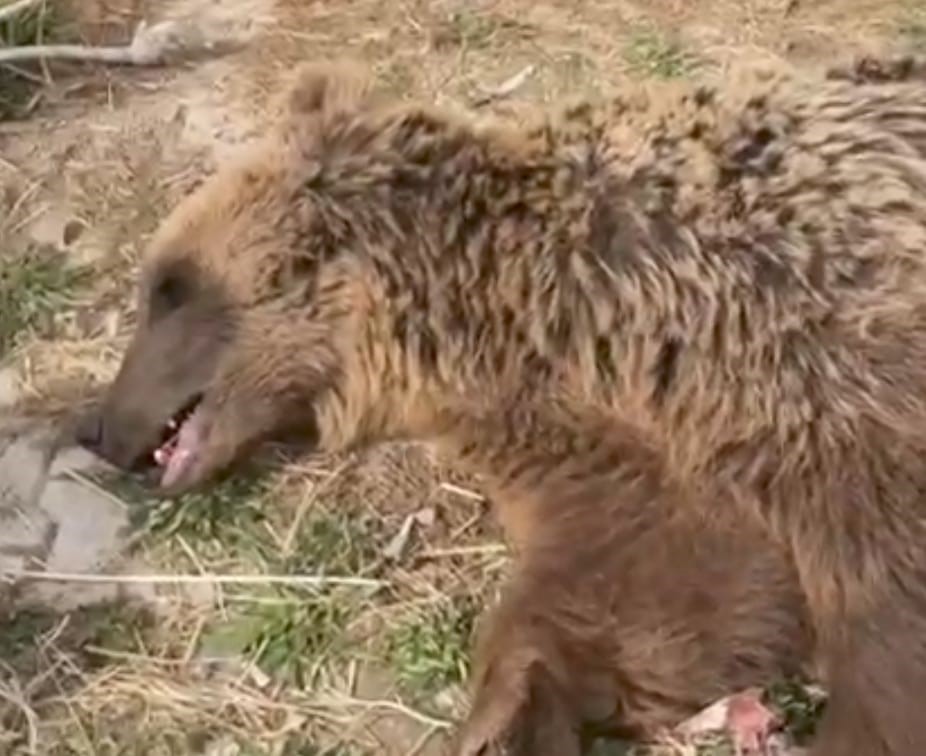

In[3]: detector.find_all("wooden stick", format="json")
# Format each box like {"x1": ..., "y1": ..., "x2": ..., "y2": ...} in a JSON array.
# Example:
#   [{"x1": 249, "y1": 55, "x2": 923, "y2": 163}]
[
  {"x1": 0, "y1": 42, "x2": 159, "y2": 66},
  {"x1": 473, "y1": 64, "x2": 535, "y2": 107},
  {"x1": 3, "y1": 569, "x2": 385, "y2": 589},
  {"x1": 0, "y1": 20, "x2": 182, "y2": 67}
]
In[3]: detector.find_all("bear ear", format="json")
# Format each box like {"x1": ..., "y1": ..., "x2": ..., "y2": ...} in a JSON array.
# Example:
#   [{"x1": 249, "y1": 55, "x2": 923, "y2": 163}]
[{"x1": 284, "y1": 60, "x2": 374, "y2": 122}]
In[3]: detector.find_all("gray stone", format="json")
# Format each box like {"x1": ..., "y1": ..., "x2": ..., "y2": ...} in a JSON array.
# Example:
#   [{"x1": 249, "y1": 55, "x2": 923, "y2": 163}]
[
  {"x1": 48, "y1": 444, "x2": 117, "y2": 479},
  {"x1": 0, "y1": 421, "x2": 152, "y2": 612},
  {"x1": 38, "y1": 479, "x2": 129, "y2": 573},
  {"x1": 21, "y1": 575, "x2": 120, "y2": 611},
  {"x1": 0, "y1": 428, "x2": 135, "y2": 611},
  {"x1": 0, "y1": 367, "x2": 21, "y2": 408},
  {"x1": 0, "y1": 503, "x2": 55, "y2": 561},
  {"x1": 19, "y1": 477, "x2": 131, "y2": 610},
  {"x1": 0, "y1": 427, "x2": 54, "y2": 511}
]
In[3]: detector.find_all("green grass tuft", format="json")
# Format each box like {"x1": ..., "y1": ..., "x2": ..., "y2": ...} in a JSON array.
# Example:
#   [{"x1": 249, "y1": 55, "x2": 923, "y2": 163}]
[
  {"x1": 385, "y1": 594, "x2": 479, "y2": 698},
  {"x1": 100, "y1": 467, "x2": 272, "y2": 545},
  {"x1": 434, "y1": 8, "x2": 536, "y2": 51},
  {"x1": 201, "y1": 589, "x2": 356, "y2": 688},
  {"x1": 0, "y1": 0, "x2": 68, "y2": 119},
  {"x1": 767, "y1": 679, "x2": 827, "y2": 745},
  {"x1": 282, "y1": 508, "x2": 380, "y2": 576},
  {"x1": 445, "y1": 8, "x2": 498, "y2": 49},
  {"x1": 624, "y1": 29, "x2": 693, "y2": 79},
  {"x1": 0, "y1": 0, "x2": 62, "y2": 46},
  {"x1": 0, "y1": 602, "x2": 156, "y2": 747},
  {"x1": 899, "y1": 5, "x2": 926, "y2": 51},
  {"x1": 102, "y1": 469, "x2": 385, "y2": 689},
  {"x1": 0, "y1": 245, "x2": 90, "y2": 357}
]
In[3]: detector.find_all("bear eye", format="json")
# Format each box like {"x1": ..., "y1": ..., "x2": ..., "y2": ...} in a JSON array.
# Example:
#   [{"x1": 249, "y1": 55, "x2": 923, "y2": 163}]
[{"x1": 149, "y1": 271, "x2": 190, "y2": 320}]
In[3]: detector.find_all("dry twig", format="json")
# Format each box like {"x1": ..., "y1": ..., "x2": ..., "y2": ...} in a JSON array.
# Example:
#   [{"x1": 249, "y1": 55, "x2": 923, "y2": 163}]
[
  {"x1": 0, "y1": 673, "x2": 38, "y2": 753},
  {"x1": 473, "y1": 64, "x2": 535, "y2": 106},
  {"x1": 3, "y1": 569, "x2": 386, "y2": 589},
  {"x1": 0, "y1": 20, "x2": 188, "y2": 66}
]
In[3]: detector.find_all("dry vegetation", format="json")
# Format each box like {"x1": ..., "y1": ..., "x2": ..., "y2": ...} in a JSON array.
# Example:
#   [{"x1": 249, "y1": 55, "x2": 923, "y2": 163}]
[{"x1": 0, "y1": 0, "x2": 923, "y2": 753}]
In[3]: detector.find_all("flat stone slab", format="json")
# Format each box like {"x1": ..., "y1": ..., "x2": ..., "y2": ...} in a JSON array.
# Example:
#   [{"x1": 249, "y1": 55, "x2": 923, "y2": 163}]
[
  {"x1": 0, "y1": 423, "x2": 55, "y2": 509},
  {"x1": 0, "y1": 419, "x2": 134, "y2": 611},
  {"x1": 0, "y1": 367, "x2": 21, "y2": 410}
]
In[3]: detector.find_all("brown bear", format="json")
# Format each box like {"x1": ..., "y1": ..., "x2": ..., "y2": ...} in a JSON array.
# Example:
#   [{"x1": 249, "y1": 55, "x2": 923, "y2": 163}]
[
  {"x1": 440, "y1": 401, "x2": 811, "y2": 755},
  {"x1": 78, "y1": 56, "x2": 926, "y2": 755}
]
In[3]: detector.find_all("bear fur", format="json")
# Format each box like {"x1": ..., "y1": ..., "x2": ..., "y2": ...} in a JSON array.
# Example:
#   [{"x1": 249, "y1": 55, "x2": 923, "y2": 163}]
[
  {"x1": 81, "y1": 55, "x2": 926, "y2": 754},
  {"x1": 443, "y1": 402, "x2": 810, "y2": 755}
]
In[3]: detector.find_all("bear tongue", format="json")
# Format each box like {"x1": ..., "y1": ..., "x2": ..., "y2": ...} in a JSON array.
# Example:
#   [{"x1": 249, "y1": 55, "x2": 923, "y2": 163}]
[{"x1": 161, "y1": 408, "x2": 204, "y2": 489}]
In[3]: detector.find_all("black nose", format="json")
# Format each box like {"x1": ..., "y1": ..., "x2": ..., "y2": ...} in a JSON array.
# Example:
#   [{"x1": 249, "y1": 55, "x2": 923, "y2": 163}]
[{"x1": 74, "y1": 411, "x2": 103, "y2": 452}]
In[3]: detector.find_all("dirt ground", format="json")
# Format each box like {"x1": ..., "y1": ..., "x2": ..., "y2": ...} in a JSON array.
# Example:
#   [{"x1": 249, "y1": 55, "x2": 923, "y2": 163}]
[{"x1": 0, "y1": 0, "x2": 922, "y2": 754}]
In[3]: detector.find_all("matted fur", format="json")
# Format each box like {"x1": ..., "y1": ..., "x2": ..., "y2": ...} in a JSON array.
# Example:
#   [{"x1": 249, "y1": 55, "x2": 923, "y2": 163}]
[{"x1": 82, "y1": 55, "x2": 926, "y2": 754}]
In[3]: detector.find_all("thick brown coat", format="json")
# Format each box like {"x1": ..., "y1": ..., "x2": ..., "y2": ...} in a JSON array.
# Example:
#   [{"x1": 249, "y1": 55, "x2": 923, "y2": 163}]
[
  {"x1": 444, "y1": 403, "x2": 809, "y2": 755},
  {"x1": 82, "y1": 56, "x2": 926, "y2": 754}
]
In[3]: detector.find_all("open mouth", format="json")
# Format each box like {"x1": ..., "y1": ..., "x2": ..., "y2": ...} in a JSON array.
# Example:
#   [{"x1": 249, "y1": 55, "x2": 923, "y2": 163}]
[{"x1": 151, "y1": 393, "x2": 206, "y2": 488}]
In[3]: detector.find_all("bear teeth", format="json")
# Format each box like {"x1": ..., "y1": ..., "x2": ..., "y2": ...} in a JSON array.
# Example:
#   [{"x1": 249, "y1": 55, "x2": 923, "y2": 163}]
[{"x1": 153, "y1": 395, "x2": 202, "y2": 466}]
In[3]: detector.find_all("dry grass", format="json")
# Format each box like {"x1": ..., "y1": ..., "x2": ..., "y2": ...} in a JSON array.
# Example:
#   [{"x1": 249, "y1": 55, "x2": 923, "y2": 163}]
[
  {"x1": 0, "y1": 0, "x2": 150, "y2": 120},
  {"x1": 0, "y1": 0, "x2": 920, "y2": 753},
  {"x1": 0, "y1": 445, "x2": 501, "y2": 754},
  {"x1": 2, "y1": 104, "x2": 210, "y2": 417}
]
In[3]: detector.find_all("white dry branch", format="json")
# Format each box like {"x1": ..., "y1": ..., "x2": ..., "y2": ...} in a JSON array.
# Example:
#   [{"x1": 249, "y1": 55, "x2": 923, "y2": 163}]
[
  {"x1": 2, "y1": 569, "x2": 386, "y2": 590},
  {"x1": 0, "y1": 19, "x2": 191, "y2": 67},
  {"x1": 473, "y1": 64, "x2": 535, "y2": 106}
]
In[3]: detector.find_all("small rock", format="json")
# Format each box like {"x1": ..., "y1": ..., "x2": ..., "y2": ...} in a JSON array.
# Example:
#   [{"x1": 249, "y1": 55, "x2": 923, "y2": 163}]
[
  {"x1": 38, "y1": 479, "x2": 129, "y2": 573},
  {"x1": 0, "y1": 427, "x2": 55, "y2": 510},
  {"x1": 62, "y1": 218, "x2": 86, "y2": 246},
  {"x1": 19, "y1": 478, "x2": 131, "y2": 611},
  {"x1": 203, "y1": 736, "x2": 241, "y2": 756},
  {"x1": 25, "y1": 205, "x2": 70, "y2": 249},
  {"x1": 21, "y1": 579, "x2": 119, "y2": 613},
  {"x1": 48, "y1": 444, "x2": 116, "y2": 479},
  {"x1": 0, "y1": 553, "x2": 27, "y2": 573},
  {"x1": 415, "y1": 506, "x2": 436, "y2": 527},
  {"x1": 0, "y1": 367, "x2": 21, "y2": 408},
  {"x1": 0, "y1": 503, "x2": 55, "y2": 563}
]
